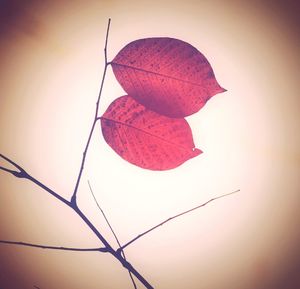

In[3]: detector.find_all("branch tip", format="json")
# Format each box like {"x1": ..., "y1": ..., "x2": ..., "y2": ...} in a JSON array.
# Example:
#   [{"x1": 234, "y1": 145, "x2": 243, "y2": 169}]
[{"x1": 120, "y1": 189, "x2": 241, "y2": 251}]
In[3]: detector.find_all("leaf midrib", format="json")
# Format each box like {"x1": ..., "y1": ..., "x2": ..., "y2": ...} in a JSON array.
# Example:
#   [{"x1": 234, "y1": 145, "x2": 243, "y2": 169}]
[
  {"x1": 111, "y1": 62, "x2": 207, "y2": 88},
  {"x1": 101, "y1": 116, "x2": 196, "y2": 153}
]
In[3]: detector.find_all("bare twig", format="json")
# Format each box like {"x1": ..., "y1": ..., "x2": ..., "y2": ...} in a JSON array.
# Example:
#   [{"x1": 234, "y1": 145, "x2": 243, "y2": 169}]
[
  {"x1": 0, "y1": 153, "x2": 27, "y2": 178},
  {"x1": 0, "y1": 154, "x2": 70, "y2": 206},
  {"x1": 0, "y1": 165, "x2": 17, "y2": 175},
  {"x1": 0, "y1": 240, "x2": 106, "y2": 252},
  {"x1": 87, "y1": 180, "x2": 122, "y2": 249},
  {"x1": 71, "y1": 18, "x2": 111, "y2": 206},
  {"x1": 88, "y1": 181, "x2": 137, "y2": 289},
  {"x1": 0, "y1": 153, "x2": 25, "y2": 172},
  {"x1": 118, "y1": 189, "x2": 240, "y2": 253}
]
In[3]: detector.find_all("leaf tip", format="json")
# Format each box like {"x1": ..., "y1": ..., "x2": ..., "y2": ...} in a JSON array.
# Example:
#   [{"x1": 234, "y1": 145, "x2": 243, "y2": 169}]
[
  {"x1": 192, "y1": 148, "x2": 202, "y2": 157},
  {"x1": 217, "y1": 85, "x2": 227, "y2": 94}
]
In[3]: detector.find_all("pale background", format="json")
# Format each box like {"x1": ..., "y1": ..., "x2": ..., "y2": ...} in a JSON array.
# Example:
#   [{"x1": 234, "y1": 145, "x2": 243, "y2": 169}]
[{"x1": 0, "y1": 0, "x2": 299, "y2": 288}]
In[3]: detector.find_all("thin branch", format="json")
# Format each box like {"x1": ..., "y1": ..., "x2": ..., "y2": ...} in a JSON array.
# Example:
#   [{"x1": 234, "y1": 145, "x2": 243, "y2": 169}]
[
  {"x1": 88, "y1": 180, "x2": 137, "y2": 289},
  {"x1": 26, "y1": 174, "x2": 71, "y2": 206},
  {"x1": 118, "y1": 189, "x2": 240, "y2": 253},
  {"x1": 0, "y1": 165, "x2": 17, "y2": 175},
  {"x1": 0, "y1": 153, "x2": 25, "y2": 172},
  {"x1": 71, "y1": 18, "x2": 111, "y2": 206},
  {"x1": 0, "y1": 240, "x2": 107, "y2": 252},
  {"x1": 0, "y1": 154, "x2": 70, "y2": 206},
  {"x1": 0, "y1": 154, "x2": 27, "y2": 178},
  {"x1": 104, "y1": 18, "x2": 110, "y2": 64},
  {"x1": 88, "y1": 180, "x2": 122, "y2": 249}
]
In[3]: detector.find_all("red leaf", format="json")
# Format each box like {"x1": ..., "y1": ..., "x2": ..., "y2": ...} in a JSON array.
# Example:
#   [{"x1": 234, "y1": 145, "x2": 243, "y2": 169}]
[
  {"x1": 101, "y1": 95, "x2": 202, "y2": 170},
  {"x1": 111, "y1": 37, "x2": 225, "y2": 118}
]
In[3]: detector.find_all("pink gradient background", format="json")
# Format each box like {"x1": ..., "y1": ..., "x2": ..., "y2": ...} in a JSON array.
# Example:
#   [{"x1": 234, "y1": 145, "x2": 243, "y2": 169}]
[{"x1": 0, "y1": 1, "x2": 299, "y2": 288}]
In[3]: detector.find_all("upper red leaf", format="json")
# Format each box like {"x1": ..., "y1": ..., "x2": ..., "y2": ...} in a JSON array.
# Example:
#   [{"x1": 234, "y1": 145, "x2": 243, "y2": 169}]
[
  {"x1": 111, "y1": 37, "x2": 225, "y2": 118},
  {"x1": 101, "y1": 95, "x2": 202, "y2": 170}
]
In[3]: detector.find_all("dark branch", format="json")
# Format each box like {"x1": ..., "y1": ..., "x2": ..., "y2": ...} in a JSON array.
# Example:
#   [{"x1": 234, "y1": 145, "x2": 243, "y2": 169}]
[
  {"x1": 0, "y1": 154, "x2": 70, "y2": 206},
  {"x1": 88, "y1": 180, "x2": 122, "y2": 250},
  {"x1": 26, "y1": 174, "x2": 71, "y2": 206},
  {"x1": 0, "y1": 240, "x2": 107, "y2": 252},
  {"x1": 88, "y1": 180, "x2": 137, "y2": 289},
  {"x1": 71, "y1": 18, "x2": 111, "y2": 206},
  {"x1": 0, "y1": 154, "x2": 27, "y2": 178},
  {"x1": 0, "y1": 165, "x2": 17, "y2": 175},
  {"x1": 0, "y1": 153, "x2": 26, "y2": 172},
  {"x1": 118, "y1": 189, "x2": 240, "y2": 253}
]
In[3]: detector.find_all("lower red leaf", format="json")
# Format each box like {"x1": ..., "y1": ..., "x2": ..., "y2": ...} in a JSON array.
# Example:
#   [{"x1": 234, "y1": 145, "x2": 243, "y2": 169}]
[{"x1": 101, "y1": 95, "x2": 202, "y2": 170}]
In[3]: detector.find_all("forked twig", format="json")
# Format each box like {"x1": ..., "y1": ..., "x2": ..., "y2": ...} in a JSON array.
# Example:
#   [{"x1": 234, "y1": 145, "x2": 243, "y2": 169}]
[
  {"x1": 88, "y1": 180, "x2": 137, "y2": 289},
  {"x1": 0, "y1": 153, "x2": 25, "y2": 172},
  {"x1": 118, "y1": 189, "x2": 240, "y2": 253},
  {"x1": 0, "y1": 154, "x2": 70, "y2": 206}
]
